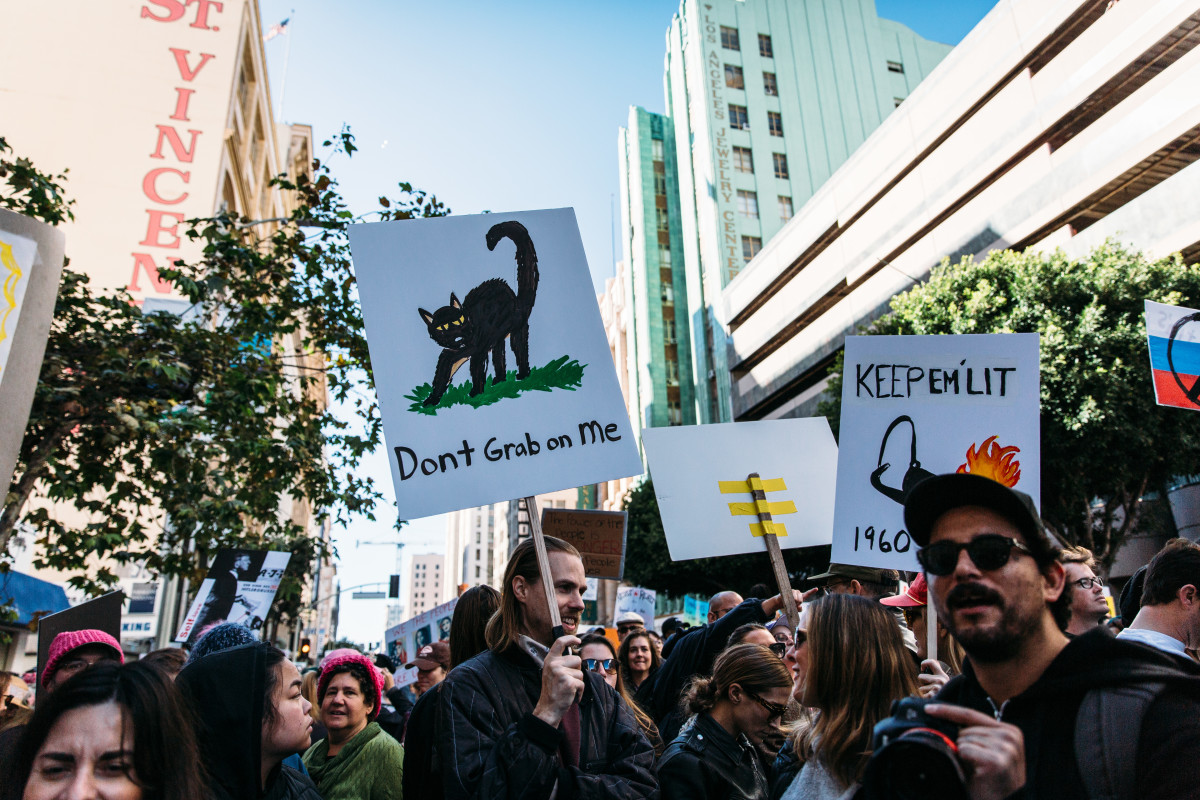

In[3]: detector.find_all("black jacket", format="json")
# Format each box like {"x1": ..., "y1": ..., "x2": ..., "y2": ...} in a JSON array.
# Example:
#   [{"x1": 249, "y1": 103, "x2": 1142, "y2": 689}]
[
  {"x1": 435, "y1": 643, "x2": 658, "y2": 799},
  {"x1": 935, "y1": 627, "x2": 1200, "y2": 800},
  {"x1": 402, "y1": 683, "x2": 441, "y2": 800},
  {"x1": 638, "y1": 598, "x2": 768, "y2": 742},
  {"x1": 178, "y1": 643, "x2": 322, "y2": 800},
  {"x1": 658, "y1": 712, "x2": 770, "y2": 800}
]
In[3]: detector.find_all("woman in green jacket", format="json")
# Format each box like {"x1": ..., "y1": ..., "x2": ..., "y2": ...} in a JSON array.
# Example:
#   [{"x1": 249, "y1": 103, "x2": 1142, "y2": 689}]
[{"x1": 303, "y1": 651, "x2": 404, "y2": 799}]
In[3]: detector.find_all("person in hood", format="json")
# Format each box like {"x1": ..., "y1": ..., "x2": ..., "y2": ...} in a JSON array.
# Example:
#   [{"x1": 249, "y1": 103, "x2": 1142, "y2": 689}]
[
  {"x1": 304, "y1": 652, "x2": 403, "y2": 799},
  {"x1": 177, "y1": 642, "x2": 320, "y2": 800}
]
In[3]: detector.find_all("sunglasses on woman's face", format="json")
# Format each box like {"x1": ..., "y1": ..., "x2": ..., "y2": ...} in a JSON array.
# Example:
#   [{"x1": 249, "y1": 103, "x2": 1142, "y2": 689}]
[
  {"x1": 916, "y1": 533, "x2": 1032, "y2": 576},
  {"x1": 768, "y1": 642, "x2": 787, "y2": 658},
  {"x1": 583, "y1": 658, "x2": 616, "y2": 674},
  {"x1": 745, "y1": 690, "x2": 787, "y2": 721}
]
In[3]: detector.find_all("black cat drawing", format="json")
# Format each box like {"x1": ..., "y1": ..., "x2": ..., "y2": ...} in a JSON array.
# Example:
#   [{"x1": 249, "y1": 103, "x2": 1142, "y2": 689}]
[{"x1": 418, "y1": 220, "x2": 539, "y2": 407}]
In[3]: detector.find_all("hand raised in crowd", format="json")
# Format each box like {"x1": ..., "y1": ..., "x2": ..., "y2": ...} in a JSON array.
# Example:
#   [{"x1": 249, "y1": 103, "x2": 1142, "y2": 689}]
[
  {"x1": 926, "y1": 704, "x2": 1026, "y2": 800},
  {"x1": 760, "y1": 588, "x2": 812, "y2": 617},
  {"x1": 533, "y1": 635, "x2": 584, "y2": 727},
  {"x1": 917, "y1": 659, "x2": 950, "y2": 699},
  {"x1": 381, "y1": 666, "x2": 395, "y2": 692}
]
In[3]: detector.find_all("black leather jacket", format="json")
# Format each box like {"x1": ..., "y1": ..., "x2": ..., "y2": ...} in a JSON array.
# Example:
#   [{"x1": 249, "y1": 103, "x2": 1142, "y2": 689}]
[
  {"x1": 658, "y1": 713, "x2": 770, "y2": 800},
  {"x1": 435, "y1": 644, "x2": 658, "y2": 799}
]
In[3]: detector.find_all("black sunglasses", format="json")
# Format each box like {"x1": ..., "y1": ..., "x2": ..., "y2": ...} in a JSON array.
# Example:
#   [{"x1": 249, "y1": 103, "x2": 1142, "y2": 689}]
[
  {"x1": 768, "y1": 642, "x2": 787, "y2": 658},
  {"x1": 917, "y1": 534, "x2": 1032, "y2": 576},
  {"x1": 745, "y1": 689, "x2": 787, "y2": 721},
  {"x1": 583, "y1": 658, "x2": 615, "y2": 673}
]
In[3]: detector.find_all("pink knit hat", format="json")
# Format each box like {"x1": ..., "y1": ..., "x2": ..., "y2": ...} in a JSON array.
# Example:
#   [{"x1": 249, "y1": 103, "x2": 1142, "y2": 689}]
[
  {"x1": 317, "y1": 652, "x2": 384, "y2": 719},
  {"x1": 43, "y1": 629, "x2": 124, "y2": 688}
]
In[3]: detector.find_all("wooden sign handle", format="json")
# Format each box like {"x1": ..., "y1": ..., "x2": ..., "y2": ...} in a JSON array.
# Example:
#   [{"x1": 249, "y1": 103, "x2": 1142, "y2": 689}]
[
  {"x1": 525, "y1": 495, "x2": 565, "y2": 639},
  {"x1": 926, "y1": 599, "x2": 938, "y2": 663},
  {"x1": 748, "y1": 472, "x2": 799, "y2": 631}
]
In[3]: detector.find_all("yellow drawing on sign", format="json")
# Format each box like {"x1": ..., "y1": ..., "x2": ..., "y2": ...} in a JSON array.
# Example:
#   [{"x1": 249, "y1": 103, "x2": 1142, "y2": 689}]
[
  {"x1": 720, "y1": 476, "x2": 795, "y2": 537},
  {"x1": 0, "y1": 237, "x2": 25, "y2": 378}
]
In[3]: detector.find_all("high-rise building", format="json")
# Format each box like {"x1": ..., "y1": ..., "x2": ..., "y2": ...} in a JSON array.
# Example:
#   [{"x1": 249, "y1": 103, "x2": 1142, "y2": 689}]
[
  {"x1": 407, "y1": 554, "x2": 445, "y2": 618},
  {"x1": 444, "y1": 504, "x2": 502, "y2": 593},
  {"x1": 620, "y1": 0, "x2": 952, "y2": 425}
]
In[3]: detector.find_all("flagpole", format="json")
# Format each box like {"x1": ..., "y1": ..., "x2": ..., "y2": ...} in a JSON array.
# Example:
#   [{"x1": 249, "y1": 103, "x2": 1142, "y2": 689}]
[{"x1": 276, "y1": 10, "x2": 294, "y2": 122}]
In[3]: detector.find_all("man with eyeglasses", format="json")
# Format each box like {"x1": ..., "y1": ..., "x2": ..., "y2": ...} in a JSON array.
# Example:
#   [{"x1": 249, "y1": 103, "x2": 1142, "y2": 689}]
[
  {"x1": 900, "y1": 473, "x2": 1200, "y2": 800},
  {"x1": 1060, "y1": 545, "x2": 1111, "y2": 635},
  {"x1": 1119, "y1": 538, "x2": 1200, "y2": 669}
]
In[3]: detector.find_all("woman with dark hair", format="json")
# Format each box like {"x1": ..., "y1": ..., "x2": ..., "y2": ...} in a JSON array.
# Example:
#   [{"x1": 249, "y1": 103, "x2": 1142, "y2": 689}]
[
  {"x1": 617, "y1": 628, "x2": 662, "y2": 694},
  {"x1": 580, "y1": 633, "x2": 664, "y2": 756},
  {"x1": 2, "y1": 661, "x2": 207, "y2": 800},
  {"x1": 402, "y1": 583, "x2": 500, "y2": 800},
  {"x1": 773, "y1": 594, "x2": 919, "y2": 800},
  {"x1": 658, "y1": 643, "x2": 793, "y2": 800},
  {"x1": 303, "y1": 652, "x2": 403, "y2": 799},
  {"x1": 177, "y1": 642, "x2": 320, "y2": 800}
]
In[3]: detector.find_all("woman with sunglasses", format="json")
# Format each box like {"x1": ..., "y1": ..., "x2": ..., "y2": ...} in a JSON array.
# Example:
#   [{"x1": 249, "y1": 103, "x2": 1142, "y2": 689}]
[
  {"x1": 773, "y1": 594, "x2": 918, "y2": 800},
  {"x1": 579, "y1": 633, "x2": 664, "y2": 756},
  {"x1": 659, "y1": 643, "x2": 792, "y2": 800}
]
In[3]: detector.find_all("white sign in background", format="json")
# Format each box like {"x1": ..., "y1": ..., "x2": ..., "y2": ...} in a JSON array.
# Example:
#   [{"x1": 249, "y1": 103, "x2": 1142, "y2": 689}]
[
  {"x1": 613, "y1": 586, "x2": 656, "y2": 628},
  {"x1": 384, "y1": 597, "x2": 458, "y2": 688},
  {"x1": 831, "y1": 333, "x2": 1041, "y2": 571},
  {"x1": 0, "y1": 231, "x2": 38, "y2": 385},
  {"x1": 642, "y1": 419, "x2": 839, "y2": 561},
  {"x1": 350, "y1": 209, "x2": 643, "y2": 521}
]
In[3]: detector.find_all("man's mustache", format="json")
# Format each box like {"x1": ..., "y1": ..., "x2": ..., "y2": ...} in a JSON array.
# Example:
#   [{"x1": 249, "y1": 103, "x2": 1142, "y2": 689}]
[{"x1": 946, "y1": 582, "x2": 1004, "y2": 610}]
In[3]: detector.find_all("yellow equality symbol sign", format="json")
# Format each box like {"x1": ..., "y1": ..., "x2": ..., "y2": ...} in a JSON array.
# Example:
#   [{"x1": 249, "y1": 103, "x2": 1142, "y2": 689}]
[{"x1": 719, "y1": 476, "x2": 796, "y2": 537}]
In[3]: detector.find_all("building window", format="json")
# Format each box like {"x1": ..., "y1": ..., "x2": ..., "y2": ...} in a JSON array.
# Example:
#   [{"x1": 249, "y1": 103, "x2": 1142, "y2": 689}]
[
  {"x1": 668, "y1": 399, "x2": 682, "y2": 425},
  {"x1": 725, "y1": 64, "x2": 744, "y2": 90},
  {"x1": 656, "y1": 207, "x2": 669, "y2": 232},
  {"x1": 894, "y1": 97, "x2": 904, "y2": 108},
  {"x1": 662, "y1": 283, "x2": 674, "y2": 304},
  {"x1": 763, "y1": 72, "x2": 778, "y2": 96},
  {"x1": 654, "y1": 172, "x2": 667, "y2": 195},
  {"x1": 666, "y1": 360, "x2": 679, "y2": 385},
  {"x1": 779, "y1": 195, "x2": 793, "y2": 221},
  {"x1": 659, "y1": 246, "x2": 672, "y2": 266},
  {"x1": 475, "y1": 532, "x2": 480, "y2": 543},
  {"x1": 759, "y1": 34, "x2": 773, "y2": 58},
  {"x1": 729, "y1": 104, "x2": 749, "y2": 130},
  {"x1": 773, "y1": 152, "x2": 789, "y2": 179},
  {"x1": 733, "y1": 146, "x2": 753, "y2": 173},
  {"x1": 737, "y1": 190, "x2": 759, "y2": 219},
  {"x1": 475, "y1": 566, "x2": 481, "y2": 578},
  {"x1": 742, "y1": 235, "x2": 763, "y2": 263},
  {"x1": 665, "y1": 317, "x2": 677, "y2": 344},
  {"x1": 721, "y1": 26, "x2": 740, "y2": 50},
  {"x1": 887, "y1": 60, "x2": 904, "y2": 73},
  {"x1": 768, "y1": 111, "x2": 783, "y2": 137},
  {"x1": 652, "y1": 139, "x2": 664, "y2": 161}
]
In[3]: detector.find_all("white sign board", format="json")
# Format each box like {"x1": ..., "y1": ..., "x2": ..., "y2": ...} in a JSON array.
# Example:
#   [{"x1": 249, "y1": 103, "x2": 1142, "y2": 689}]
[
  {"x1": 831, "y1": 333, "x2": 1040, "y2": 571},
  {"x1": 176, "y1": 550, "x2": 292, "y2": 643},
  {"x1": 384, "y1": 597, "x2": 458, "y2": 688},
  {"x1": 614, "y1": 586, "x2": 655, "y2": 628},
  {"x1": 642, "y1": 419, "x2": 839, "y2": 561},
  {"x1": 350, "y1": 209, "x2": 643, "y2": 520}
]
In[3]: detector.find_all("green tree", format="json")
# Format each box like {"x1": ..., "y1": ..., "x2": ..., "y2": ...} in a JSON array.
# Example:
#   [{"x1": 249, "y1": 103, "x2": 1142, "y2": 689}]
[
  {"x1": 622, "y1": 478, "x2": 830, "y2": 597},
  {"x1": 0, "y1": 130, "x2": 447, "y2": 628},
  {"x1": 818, "y1": 243, "x2": 1200, "y2": 567}
]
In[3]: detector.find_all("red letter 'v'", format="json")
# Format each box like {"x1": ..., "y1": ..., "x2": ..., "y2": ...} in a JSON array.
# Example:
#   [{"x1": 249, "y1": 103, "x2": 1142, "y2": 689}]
[{"x1": 169, "y1": 47, "x2": 215, "y2": 82}]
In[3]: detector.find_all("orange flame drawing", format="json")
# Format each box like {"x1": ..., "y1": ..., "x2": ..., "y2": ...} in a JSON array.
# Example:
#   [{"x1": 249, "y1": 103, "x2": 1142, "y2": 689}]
[{"x1": 956, "y1": 435, "x2": 1021, "y2": 487}]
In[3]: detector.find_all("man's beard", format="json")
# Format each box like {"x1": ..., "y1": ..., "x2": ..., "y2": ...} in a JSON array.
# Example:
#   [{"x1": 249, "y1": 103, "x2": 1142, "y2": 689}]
[{"x1": 941, "y1": 581, "x2": 1042, "y2": 663}]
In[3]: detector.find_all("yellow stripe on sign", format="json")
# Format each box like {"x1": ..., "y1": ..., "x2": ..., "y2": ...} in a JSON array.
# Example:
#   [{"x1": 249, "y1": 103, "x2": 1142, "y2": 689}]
[
  {"x1": 727, "y1": 501, "x2": 798, "y2": 516},
  {"x1": 718, "y1": 478, "x2": 788, "y2": 494},
  {"x1": 749, "y1": 522, "x2": 788, "y2": 537}
]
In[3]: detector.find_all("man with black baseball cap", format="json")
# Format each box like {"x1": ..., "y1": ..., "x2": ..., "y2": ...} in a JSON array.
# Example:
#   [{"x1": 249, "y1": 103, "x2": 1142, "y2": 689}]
[{"x1": 899, "y1": 473, "x2": 1200, "y2": 800}]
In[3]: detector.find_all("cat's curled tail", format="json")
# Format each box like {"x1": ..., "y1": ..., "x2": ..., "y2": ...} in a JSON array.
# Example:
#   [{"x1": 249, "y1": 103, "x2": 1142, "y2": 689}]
[{"x1": 486, "y1": 220, "x2": 539, "y2": 319}]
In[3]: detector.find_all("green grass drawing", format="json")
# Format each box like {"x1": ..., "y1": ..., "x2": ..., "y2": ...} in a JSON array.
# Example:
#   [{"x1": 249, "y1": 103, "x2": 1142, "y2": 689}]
[{"x1": 405, "y1": 355, "x2": 587, "y2": 415}]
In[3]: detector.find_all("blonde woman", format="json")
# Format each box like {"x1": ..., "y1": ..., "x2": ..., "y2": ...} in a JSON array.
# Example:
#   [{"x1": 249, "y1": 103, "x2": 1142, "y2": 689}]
[{"x1": 774, "y1": 594, "x2": 918, "y2": 800}]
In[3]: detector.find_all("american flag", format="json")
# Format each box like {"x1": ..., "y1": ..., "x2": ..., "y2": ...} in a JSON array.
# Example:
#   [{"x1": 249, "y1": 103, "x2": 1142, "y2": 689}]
[{"x1": 263, "y1": 17, "x2": 289, "y2": 42}]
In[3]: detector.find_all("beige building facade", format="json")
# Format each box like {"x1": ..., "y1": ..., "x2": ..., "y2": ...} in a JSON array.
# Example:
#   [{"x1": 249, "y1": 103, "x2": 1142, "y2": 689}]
[{"x1": 0, "y1": 0, "x2": 330, "y2": 654}]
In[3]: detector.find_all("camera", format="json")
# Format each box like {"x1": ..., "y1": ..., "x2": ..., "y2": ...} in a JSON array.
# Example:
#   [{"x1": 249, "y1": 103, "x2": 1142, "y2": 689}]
[{"x1": 861, "y1": 697, "x2": 969, "y2": 800}]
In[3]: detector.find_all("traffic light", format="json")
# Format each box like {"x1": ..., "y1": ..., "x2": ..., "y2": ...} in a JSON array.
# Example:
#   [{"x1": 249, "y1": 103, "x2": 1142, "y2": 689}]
[
  {"x1": 299, "y1": 638, "x2": 311, "y2": 659},
  {"x1": 389, "y1": 574, "x2": 401, "y2": 599}
]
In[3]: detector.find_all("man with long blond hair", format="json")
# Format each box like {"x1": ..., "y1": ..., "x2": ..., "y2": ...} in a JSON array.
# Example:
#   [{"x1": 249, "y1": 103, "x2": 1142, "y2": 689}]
[{"x1": 434, "y1": 535, "x2": 657, "y2": 799}]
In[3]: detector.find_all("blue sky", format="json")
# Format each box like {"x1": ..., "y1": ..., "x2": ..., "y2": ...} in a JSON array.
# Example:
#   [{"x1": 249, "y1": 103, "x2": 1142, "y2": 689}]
[{"x1": 259, "y1": 0, "x2": 998, "y2": 647}]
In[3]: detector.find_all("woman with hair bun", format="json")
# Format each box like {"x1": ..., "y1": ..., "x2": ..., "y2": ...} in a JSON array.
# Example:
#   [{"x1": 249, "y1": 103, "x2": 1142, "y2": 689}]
[{"x1": 658, "y1": 643, "x2": 793, "y2": 800}]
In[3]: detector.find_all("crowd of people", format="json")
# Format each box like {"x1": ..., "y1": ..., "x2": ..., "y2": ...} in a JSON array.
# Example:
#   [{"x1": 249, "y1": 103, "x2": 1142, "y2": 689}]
[{"x1": 3, "y1": 471, "x2": 1200, "y2": 798}]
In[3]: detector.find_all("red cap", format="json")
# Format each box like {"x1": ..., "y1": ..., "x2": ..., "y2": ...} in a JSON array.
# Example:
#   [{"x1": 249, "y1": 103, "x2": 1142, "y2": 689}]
[
  {"x1": 880, "y1": 574, "x2": 928, "y2": 608},
  {"x1": 43, "y1": 629, "x2": 124, "y2": 688}
]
